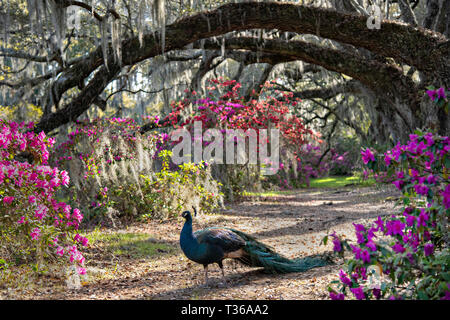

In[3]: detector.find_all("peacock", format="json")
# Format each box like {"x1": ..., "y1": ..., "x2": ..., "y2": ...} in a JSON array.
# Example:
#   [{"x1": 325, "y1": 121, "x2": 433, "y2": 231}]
[{"x1": 179, "y1": 207, "x2": 332, "y2": 285}]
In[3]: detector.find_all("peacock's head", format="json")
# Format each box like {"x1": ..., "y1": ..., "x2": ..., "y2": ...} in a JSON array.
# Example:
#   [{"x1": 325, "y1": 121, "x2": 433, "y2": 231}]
[
  {"x1": 181, "y1": 210, "x2": 192, "y2": 220},
  {"x1": 181, "y1": 207, "x2": 197, "y2": 220}
]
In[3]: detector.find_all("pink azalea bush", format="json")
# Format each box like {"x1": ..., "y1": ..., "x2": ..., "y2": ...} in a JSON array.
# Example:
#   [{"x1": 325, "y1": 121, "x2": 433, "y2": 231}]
[
  {"x1": 326, "y1": 90, "x2": 449, "y2": 300},
  {"x1": 268, "y1": 142, "x2": 354, "y2": 189},
  {"x1": 0, "y1": 120, "x2": 87, "y2": 274},
  {"x1": 325, "y1": 129, "x2": 449, "y2": 300},
  {"x1": 161, "y1": 78, "x2": 317, "y2": 195},
  {"x1": 294, "y1": 143, "x2": 354, "y2": 187},
  {"x1": 359, "y1": 145, "x2": 401, "y2": 184}
]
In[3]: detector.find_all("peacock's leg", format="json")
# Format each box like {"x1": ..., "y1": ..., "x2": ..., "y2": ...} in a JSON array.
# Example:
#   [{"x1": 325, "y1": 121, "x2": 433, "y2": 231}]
[
  {"x1": 203, "y1": 264, "x2": 209, "y2": 285},
  {"x1": 218, "y1": 261, "x2": 227, "y2": 284}
]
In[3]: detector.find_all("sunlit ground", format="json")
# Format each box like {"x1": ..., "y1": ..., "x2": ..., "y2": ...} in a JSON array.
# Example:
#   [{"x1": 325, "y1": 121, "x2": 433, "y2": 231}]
[{"x1": 243, "y1": 176, "x2": 376, "y2": 197}]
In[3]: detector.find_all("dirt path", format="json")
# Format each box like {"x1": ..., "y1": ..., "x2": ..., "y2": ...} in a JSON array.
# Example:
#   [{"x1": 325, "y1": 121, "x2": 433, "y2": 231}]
[{"x1": 4, "y1": 184, "x2": 400, "y2": 300}]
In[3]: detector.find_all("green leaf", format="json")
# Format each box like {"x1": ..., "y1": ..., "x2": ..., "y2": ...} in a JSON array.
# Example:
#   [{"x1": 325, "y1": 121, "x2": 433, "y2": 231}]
[
  {"x1": 398, "y1": 272, "x2": 406, "y2": 284},
  {"x1": 417, "y1": 290, "x2": 429, "y2": 300},
  {"x1": 381, "y1": 282, "x2": 387, "y2": 293},
  {"x1": 445, "y1": 157, "x2": 450, "y2": 170},
  {"x1": 348, "y1": 260, "x2": 355, "y2": 273}
]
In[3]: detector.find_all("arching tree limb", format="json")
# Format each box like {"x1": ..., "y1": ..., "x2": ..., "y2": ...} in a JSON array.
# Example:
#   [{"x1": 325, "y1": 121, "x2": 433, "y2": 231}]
[{"x1": 31, "y1": 1, "x2": 449, "y2": 133}]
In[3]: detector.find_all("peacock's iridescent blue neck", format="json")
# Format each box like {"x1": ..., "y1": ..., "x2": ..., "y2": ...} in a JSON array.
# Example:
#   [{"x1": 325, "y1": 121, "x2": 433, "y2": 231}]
[{"x1": 180, "y1": 218, "x2": 205, "y2": 262}]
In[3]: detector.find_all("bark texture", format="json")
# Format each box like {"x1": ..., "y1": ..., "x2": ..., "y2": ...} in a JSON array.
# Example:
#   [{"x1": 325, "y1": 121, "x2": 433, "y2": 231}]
[{"x1": 19, "y1": 1, "x2": 449, "y2": 136}]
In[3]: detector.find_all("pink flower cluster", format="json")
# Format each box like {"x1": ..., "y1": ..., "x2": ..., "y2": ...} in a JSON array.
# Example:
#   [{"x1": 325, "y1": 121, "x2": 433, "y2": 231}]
[
  {"x1": 1, "y1": 120, "x2": 87, "y2": 274},
  {"x1": 383, "y1": 133, "x2": 449, "y2": 206},
  {"x1": 329, "y1": 130, "x2": 449, "y2": 300},
  {"x1": 289, "y1": 144, "x2": 352, "y2": 188},
  {"x1": 426, "y1": 87, "x2": 446, "y2": 101}
]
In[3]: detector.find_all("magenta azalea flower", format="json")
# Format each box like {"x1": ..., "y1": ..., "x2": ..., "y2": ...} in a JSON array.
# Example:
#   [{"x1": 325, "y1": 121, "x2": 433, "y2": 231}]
[
  {"x1": 404, "y1": 214, "x2": 416, "y2": 227},
  {"x1": 330, "y1": 292, "x2": 345, "y2": 300},
  {"x1": 3, "y1": 196, "x2": 14, "y2": 205},
  {"x1": 361, "y1": 249, "x2": 371, "y2": 263},
  {"x1": 385, "y1": 220, "x2": 405, "y2": 236},
  {"x1": 437, "y1": 87, "x2": 446, "y2": 99},
  {"x1": 361, "y1": 148, "x2": 375, "y2": 164},
  {"x1": 393, "y1": 180, "x2": 404, "y2": 190},
  {"x1": 351, "y1": 287, "x2": 365, "y2": 300},
  {"x1": 356, "y1": 231, "x2": 366, "y2": 244},
  {"x1": 417, "y1": 209, "x2": 429, "y2": 228},
  {"x1": 442, "y1": 184, "x2": 450, "y2": 209},
  {"x1": 330, "y1": 232, "x2": 342, "y2": 252},
  {"x1": 384, "y1": 153, "x2": 393, "y2": 166},
  {"x1": 366, "y1": 241, "x2": 377, "y2": 252},
  {"x1": 367, "y1": 227, "x2": 376, "y2": 242},
  {"x1": 426, "y1": 87, "x2": 446, "y2": 101},
  {"x1": 56, "y1": 246, "x2": 64, "y2": 257},
  {"x1": 424, "y1": 133, "x2": 434, "y2": 146},
  {"x1": 339, "y1": 270, "x2": 352, "y2": 286},
  {"x1": 30, "y1": 228, "x2": 41, "y2": 241},
  {"x1": 424, "y1": 243, "x2": 434, "y2": 256},
  {"x1": 374, "y1": 216, "x2": 385, "y2": 232},
  {"x1": 72, "y1": 208, "x2": 83, "y2": 223},
  {"x1": 392, "y1": 243, "x2": 406, "y2": 254},
  {"x1": 441, "y1": 291, "x2": 450, "y2": 300},
  {"x1": 414, "y1": 184, "x2": 429, "y2": 196},
  {"x1": 426, "y1": 89, "x2": 438, "y2": 101},
  {"x1": 372, "y1": 288, "x2": 381, "y2": 300},
  {"x1": 427, "y1": 174, "x2": 437, "y2": 185},
  {"x1": 350, "y1": 244, "x2": 362, "y2": 260}
]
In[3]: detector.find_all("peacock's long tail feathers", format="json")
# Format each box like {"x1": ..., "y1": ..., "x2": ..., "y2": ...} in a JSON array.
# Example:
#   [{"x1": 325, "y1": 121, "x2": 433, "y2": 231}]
[{"x1": 228, "y1": 228, "x2": 332, "y2": 274}]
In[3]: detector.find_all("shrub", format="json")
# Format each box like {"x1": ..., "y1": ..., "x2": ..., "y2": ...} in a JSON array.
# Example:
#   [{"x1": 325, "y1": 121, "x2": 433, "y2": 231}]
[
  {"x1": 53, "y1": 118, "x2": 223, "y2": 223},
  {"x1": 328, "y1": 135, "x2": 360, "y2": 176},
  {"x1": 140, "y1": 150, "x2": 223, "y2": 219},
  {"x1": 169, "y1": 78, "x2": 317, "y2": 196},
  {"x1": 325, "y1": 129, "x2": 449, "y2": 300},
  {"x1": 326, "y1": 84, "x2": 449, "y2": 299},
  {"x1": 0, "y1": 120, "x2": 87, "y2": 275},
  {"x1": 52, "y1": 118, "x2": 157, "y2": 225},
  {"x1": 273, "y1": 143, "x2": 353, "y2": 188}
]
